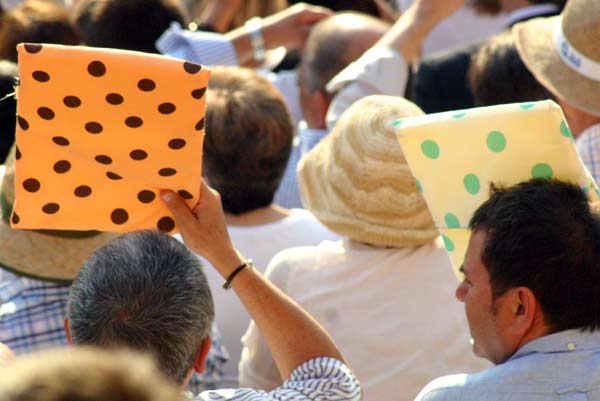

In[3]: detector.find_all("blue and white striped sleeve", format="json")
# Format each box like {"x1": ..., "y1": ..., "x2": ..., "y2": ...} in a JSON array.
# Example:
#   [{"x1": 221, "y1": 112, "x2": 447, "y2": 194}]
[
  {"x1": 196, "y1": 357, "x2": 361, "y2": 401},
  {"x1": 156, "y1": 22, "x2": 238, "y2": 66}
]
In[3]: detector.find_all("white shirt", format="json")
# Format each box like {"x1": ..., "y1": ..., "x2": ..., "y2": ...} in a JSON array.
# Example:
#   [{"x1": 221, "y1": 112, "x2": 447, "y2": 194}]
[
  {"x1": 178, "y1": 209, "x2": 340, "y2": 388},
  {"x1": 239, "y1": 238, "x2": 490, "y2": 401}
]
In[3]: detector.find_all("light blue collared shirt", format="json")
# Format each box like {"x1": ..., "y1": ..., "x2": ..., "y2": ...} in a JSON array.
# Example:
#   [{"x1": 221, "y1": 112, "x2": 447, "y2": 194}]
[{"x1": 416, "y1": 329, "x2": 600, "y2": 400}]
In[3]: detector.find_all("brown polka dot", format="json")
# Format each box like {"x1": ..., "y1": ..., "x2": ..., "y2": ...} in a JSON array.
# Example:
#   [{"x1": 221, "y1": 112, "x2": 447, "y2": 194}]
[
  {"x1": 195, "y1": 118, "x2": 205, "y2": 131},
  {"x1": 11, "y1": 212, "x2": 19, "y2": 225},
  {"x1": 42, "y1": 203, "x2": 60, "y2": 214},
  {"x1": 23, "y1": 178, "x2": 40, "y2": 192},
  {"x1": 168, "y1": 138, "x2": 186, "y2": 150},
  {"x1": 125, "y1": 116, "x2": 143, "y2": 128},
  {"x1": 137, "y1": 190, "x2": 155, "y2": 203},
  {"x1": 17, "y1": 116, "x2": 29, "y2": 130},
  {"x1": 157, "y1": 216, "x2": 175, "y2": 232},
  {"x1": 138, "y1": 79, "x2": 156, "y2": 91},
  {"x1": 106, "y1": 93, "x2": 124, "y2": 105},
  {"x1": 52, "y1": 136, "x2": 70, "y2": 146},
  {"x1": 74, "y1": 185, "x2": 92, "y2": 197},
  {"x1": 88, "y1": 61, "x2": 106, "y2": 77},
  {"x1": 183, "y1": 62, "x2": 201, "y2": 74},
  {"x1": 191, "y1": 88, "x2": 206, "y2": 99},
  {"x1": 85, "y1": 122, "x2": 103, "y2": 134},
  {"x1": 15, "y1": 146, "x2": 21, "y2": 160},
  {"x1": 95, "y1": 155, "x2": 112, "y2": 165},
  {"x1": 106, "y1": 171, "x2": 123, "y2": 180},
  {"x1": 38, "y1": 107, "x2": 55, "y2": 120},
  {"x1": 24, "y1": 43, "x2": 42, "y2": 53},
  {"x1": 159, "y1": 168, "x2": 177, "y2": 177},
  {"x1": 110, "y1": 208, "x2": 129, "y2": 225},
  {"x1": 63, "y1": 96, "x2": 81, "y2": 108},
  {"x1": 158, "y1": 102, "x2": 176, "y2": 114},
  {"x1": 53, "y1": 160, "x2": 71, "y2": 174},
  {"x1": 32, "y1": 71, "x2": 49, "y2": 82},
  {"x1": 178, "y1": 189, "x2": 193, "y2": 199},
  {"x1": 130, "y1": 149, "x2": 148, "y2": 160}
]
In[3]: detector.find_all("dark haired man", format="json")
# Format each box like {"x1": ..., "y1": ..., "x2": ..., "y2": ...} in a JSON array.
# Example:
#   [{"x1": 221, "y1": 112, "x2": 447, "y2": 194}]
[{"x1": 416, "y1": 179, "x2": 600, "y2": 400}]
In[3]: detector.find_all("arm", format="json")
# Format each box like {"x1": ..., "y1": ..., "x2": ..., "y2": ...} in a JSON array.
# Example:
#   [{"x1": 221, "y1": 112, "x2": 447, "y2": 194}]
[{"x1": 160, "y1": 181, "x2": 346, "y2": 379}]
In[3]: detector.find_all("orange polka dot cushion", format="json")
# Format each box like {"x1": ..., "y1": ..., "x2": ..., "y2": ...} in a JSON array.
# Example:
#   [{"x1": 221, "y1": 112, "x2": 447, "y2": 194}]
[{"x1": 12, "y1": 43, "x2": 209, "y2": 233}]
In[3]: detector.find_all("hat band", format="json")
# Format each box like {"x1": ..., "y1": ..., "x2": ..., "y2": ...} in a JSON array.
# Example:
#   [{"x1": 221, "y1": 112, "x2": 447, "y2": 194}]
[{"x1": 553, "y1": 21, "x2": 600, "y2": 82}]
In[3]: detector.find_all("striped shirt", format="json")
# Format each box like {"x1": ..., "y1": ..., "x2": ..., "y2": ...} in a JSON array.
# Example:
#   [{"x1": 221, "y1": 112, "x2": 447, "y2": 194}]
[{"x1": 195, "y1": 357, "x2": 361, "y2": 401}]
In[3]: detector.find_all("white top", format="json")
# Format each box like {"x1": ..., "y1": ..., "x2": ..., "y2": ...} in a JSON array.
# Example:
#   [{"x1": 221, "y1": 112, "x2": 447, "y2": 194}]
[
  {"x1": 178, "y1": 209, "x2": 340, "y2": 388},
  {"x1": 239, "y1": 238, "x2": 490, "y2": 401}
]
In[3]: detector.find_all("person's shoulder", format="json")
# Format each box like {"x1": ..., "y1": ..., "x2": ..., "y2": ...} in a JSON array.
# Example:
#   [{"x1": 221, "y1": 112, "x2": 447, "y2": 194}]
[{"x1": 414, "y1": 374, "x2": 470, "y2": 401}]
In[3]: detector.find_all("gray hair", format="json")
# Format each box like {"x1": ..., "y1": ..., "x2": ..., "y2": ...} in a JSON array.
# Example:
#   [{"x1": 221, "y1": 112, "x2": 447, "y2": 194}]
[{"x1": 68, "y1": 230, "x2": 214, "y2": 384}]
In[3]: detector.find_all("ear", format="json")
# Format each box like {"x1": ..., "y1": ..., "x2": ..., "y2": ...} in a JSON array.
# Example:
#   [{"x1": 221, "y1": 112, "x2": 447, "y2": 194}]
[
  {"x1": 507, "y1": 286, "x2": 538, "y2": 335},
  {"x1": 64, "y1": 317, "x2": 73, "y2": 344},
  {"x1": 192, "y1": 336, "x2": 212, "y2": 374}
]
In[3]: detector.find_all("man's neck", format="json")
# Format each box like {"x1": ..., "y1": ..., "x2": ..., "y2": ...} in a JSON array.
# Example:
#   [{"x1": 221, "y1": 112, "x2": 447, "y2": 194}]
[{"x1": 225, "y1": 204, "x2": 291, "y2": 227}]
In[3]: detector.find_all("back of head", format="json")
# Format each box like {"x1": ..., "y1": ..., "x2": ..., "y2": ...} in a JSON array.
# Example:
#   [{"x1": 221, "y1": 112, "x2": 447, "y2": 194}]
[
  {"x1": 0, "y1": 347, "x2": 180, "y2": 401},
  {"x1": 470, "y1": 179, "x2": 600, "y2": 332},
  {"x1": 469, "y1": 31, "x2": 553, "y2": 106},
  {"x1": 68, "y1": 230, "x2": 214, "y2": 384},
  {"x1": 300, "y1": 12, "x2": 389, "y2": 95},
  {"x1": 0, "y1": 0, "x2": 80, "y2": 62},
  {"x1": 204, "y1": 66, "x2": 293, "y2": 214},
  {"x1": 79, "y1": 0, "x2": 186, "y2": 53},
  {"x1": 298, "y1": 95, "x2": 438, "y2": 248}
]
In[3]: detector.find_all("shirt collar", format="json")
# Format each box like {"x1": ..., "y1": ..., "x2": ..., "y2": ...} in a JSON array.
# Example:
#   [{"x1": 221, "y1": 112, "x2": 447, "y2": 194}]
[
  {"x1": 510, "y1": 329, "x2": 600, "y2": 361},
  {"x1": 507, "y1": 4, "x2": 560, "y2": 26}
]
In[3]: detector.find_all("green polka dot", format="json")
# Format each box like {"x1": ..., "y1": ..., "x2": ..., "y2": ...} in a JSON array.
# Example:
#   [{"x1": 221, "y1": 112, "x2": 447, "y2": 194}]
[
  {"x1": 393, "y1": 119, "x2": 403, "y2": 128},
  {"x1": 520, "y1": 102, "x2": 535, "y2": 110},
  {"x1": 531, "y1": 163, "x2": 553, "y2": 179},
  {"x1": 415, "y1": 178, "x2": 423, "y2": 192},
  {"x1": 421, "y1": 140, "x2": 440, "y2": 159},
  {"x1": 560, "y1": 120, "x2": 573, "y2": 138},
  {"x1": 583, "y1": 186, "x2": 590, "y2": 193},
  {"x1": 486, "y1": 131, "x2": 507, "y2": 152},
  {"x1": 452, "y1": 112, "x2": 467, "y2": 119},
  {"x1": 442, "y1": 235, "x2": 455, "y2": 252},
  {"x1": 463, "y1": 174, "x2": 481, "y2": 195},
  {"x1": 596, "y1": 188, "x2": 600, "y2": 197},
  {"x1": 445, "y1": 213, "x2": 460, "y2": 229}
]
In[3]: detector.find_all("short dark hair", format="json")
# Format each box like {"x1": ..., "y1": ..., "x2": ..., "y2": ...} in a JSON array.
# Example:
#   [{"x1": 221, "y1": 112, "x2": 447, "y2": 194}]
[
  {"x1": 204, "y1": 66, "x2": 293, "y2": 214},
  {"x1": 0, "y1": 0, "x2": 80, "y2": 62},
  {"x1": 78, "y1": 0, "x2": 186, "y2": 53},
  {"x1": 468, "y1": 31, "x2": 553, "y2": 106},
  {"x1": 288, "y1": 0, "x2": 380, "y2": 16},
  {"x1": 471, "y1": 0, "x2": 565, "y2": 15},
  {"x1": 470, "y1": 179, "x2": 600, "y2": 333},
  {"x1": 68, "y1": 230, "x2": 214, "y2": 384}
]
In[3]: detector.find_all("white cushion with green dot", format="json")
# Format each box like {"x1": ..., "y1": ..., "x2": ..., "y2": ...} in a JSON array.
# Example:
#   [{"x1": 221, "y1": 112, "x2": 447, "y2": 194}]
[{"x1": 394, "y1": 100, "x2": 599, "y2": 278}]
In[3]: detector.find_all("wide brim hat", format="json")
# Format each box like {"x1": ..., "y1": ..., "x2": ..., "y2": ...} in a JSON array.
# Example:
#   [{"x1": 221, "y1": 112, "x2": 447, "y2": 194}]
[
  {"x1": 514, "y1": 0, "x2": 600, "y2": 116},
  {"x1": 0, "y1": 147, "x2": 118, "y2": 282},
  {"x1": 297, "y1": 95, "x2": 438, "y2": 248}
]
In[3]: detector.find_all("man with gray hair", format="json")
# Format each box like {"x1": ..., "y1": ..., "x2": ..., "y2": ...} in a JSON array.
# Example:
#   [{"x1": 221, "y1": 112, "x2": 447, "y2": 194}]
[{"x1": 65, "y1": 180, "x2": 360, "y2": 401}]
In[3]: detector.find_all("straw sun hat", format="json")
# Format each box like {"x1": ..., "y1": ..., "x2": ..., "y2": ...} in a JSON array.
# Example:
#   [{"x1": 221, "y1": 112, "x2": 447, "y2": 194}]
[
  {"x1": 297, "y1": 95, "x2": 438, "y2": 248},
  {"x1": 0, "y1": 147, "x2": 118, "y2": 282},
  {"x1": 514, "y1": 0, "x2": 600, "y2": 116}
]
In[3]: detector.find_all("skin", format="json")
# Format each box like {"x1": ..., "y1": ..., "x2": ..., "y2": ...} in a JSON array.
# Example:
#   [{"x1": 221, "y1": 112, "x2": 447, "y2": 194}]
[{"x1": 558, "y1": 99, "x2": 600, "y2": 138}]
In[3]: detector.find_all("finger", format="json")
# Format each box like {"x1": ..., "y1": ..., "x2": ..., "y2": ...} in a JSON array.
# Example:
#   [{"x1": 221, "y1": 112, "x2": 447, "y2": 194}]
[{"x1": 160, "y1": 190, "x2": 199, "y2": 237}]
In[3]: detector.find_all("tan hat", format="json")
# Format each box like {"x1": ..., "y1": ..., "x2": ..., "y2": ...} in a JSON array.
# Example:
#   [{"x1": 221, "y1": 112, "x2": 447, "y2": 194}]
[
  {"x1": 0, "y1": 147, "x2": 118, "y2": 282},
  {"x1": 297, "y1": 95, "x2": 438, "y2": 248},
  {"x1": 514, "y1": 0, "x2": 600, "y2": 116}
]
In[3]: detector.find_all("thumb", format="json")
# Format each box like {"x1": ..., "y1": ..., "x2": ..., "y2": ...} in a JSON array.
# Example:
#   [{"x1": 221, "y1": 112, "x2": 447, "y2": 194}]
[{"x1": 160, "y1": 190, "x2": 197, "y2": 237}]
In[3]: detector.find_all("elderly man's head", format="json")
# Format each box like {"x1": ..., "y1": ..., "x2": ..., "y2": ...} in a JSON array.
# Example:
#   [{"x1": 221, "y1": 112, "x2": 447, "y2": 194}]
[
  {"x1": 299, "y1": 12, "x2": 389, "y2": 129},
  {"x1": 67, "y1": 230, "x2": 214, "y2": 386},
  {"x1": 456, "y1": 179, "x2": 600, "y2": 364}
]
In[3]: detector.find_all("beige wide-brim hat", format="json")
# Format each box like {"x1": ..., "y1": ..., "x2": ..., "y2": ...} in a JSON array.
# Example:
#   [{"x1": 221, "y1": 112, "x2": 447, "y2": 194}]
[
  {"x1": 0, "y1": 147, "x2": 118, "y2": 282},
  {"x1": 298, "y1": 95, "x2": 438, "y2": 248},
  {"x1": 514, "y1": 0, "x2": 600, "y2": 116}
]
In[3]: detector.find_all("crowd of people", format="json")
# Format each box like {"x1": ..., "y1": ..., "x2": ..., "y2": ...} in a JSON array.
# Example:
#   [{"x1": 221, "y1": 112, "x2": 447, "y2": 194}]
[{"x1": 1, "y1": 0, "x2": 600, "y2": 400}]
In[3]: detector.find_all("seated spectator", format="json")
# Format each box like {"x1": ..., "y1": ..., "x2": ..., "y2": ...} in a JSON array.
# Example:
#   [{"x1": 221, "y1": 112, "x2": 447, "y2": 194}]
[
  {"x1": 274, "y1": 12, "x2": 389, "y2": 208},
  {"x1": 0, "y1": 347, "x2": 181, "y2": 401},
  {"x1": 239, "y1": 95, "x2": 488, "y2": 400},
  {"x1": 513, "y1": 0, "x2": 600, "y2": 180},
  {"x1": 67, "y1": 185, "x2": 360, "y2": 400},
  {"x1": 468, "y1": 31, "x2": 553, "y2": 106},
  {"x1": 0, "y1": 0, "x2": 80, "y2": 62},
  {"x1": 415, "y1": 179, "x2": 600, "y2": 400},
  {"x1": 198, "y1": 66, "x2": 339, "y2": 384}
]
